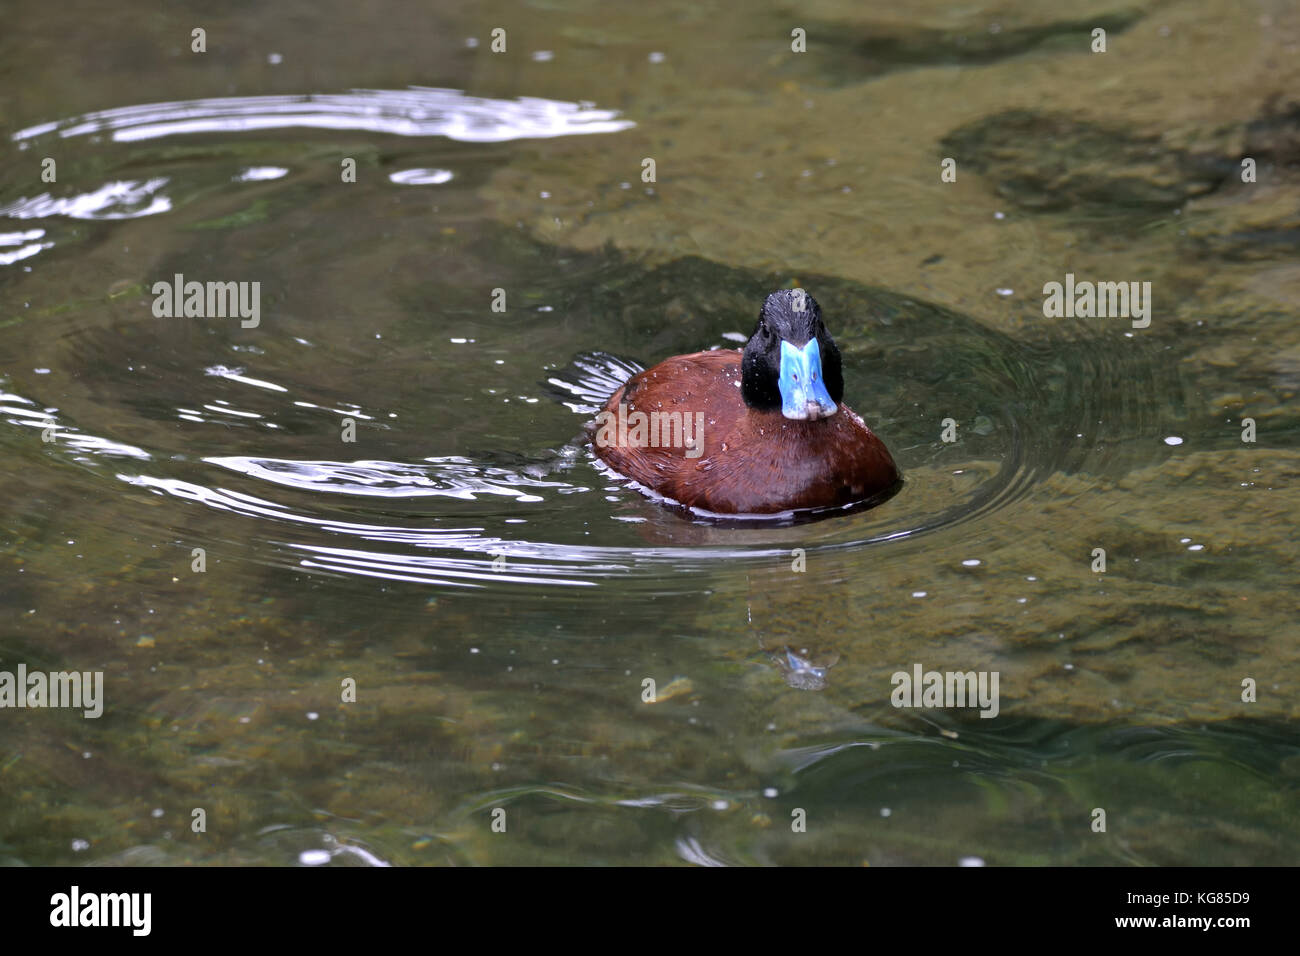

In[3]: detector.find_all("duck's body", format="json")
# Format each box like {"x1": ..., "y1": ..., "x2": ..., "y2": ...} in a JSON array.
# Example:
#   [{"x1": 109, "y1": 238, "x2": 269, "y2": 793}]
[
  {"x1": 589, "y1": 349, "x2": 898, "y2": 514},
  {"x1": 586, "y1": 290, "x2": 899, "y2": 515}
]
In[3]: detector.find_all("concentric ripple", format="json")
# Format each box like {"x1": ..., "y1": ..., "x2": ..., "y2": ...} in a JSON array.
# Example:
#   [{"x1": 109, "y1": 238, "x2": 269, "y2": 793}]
[{"x1": 0, "y1": 285, "x2": 1182, "y2": 592}]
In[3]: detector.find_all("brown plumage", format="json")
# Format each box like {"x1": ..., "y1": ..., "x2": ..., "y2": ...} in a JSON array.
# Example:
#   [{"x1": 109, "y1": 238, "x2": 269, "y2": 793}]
[{"x1": 588, "y1": 349, "x2": 899, "y2": 515}]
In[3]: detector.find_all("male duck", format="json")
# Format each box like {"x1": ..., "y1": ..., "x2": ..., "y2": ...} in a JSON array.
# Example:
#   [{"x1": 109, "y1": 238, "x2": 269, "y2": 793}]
[{"x1": 588, "y1": 290, "x2": 899, "y2": 514}]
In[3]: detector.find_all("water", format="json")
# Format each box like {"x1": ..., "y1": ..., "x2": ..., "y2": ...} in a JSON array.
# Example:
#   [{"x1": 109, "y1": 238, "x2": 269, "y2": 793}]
[{"x1": 2, "y1": 0, "x2": 1298, "y2": 866}]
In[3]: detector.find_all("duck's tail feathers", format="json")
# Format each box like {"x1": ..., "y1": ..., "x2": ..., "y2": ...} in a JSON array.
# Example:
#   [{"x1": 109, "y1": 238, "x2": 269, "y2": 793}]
[{"x1": 541, "y1": 351, "x2": 644, "y2": 414}]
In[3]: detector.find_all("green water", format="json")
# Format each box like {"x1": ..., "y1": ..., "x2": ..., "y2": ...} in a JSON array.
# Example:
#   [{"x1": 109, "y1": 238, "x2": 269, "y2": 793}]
[{"x1": 1, "y1": 0, "x2": 1298, "y2": 865}]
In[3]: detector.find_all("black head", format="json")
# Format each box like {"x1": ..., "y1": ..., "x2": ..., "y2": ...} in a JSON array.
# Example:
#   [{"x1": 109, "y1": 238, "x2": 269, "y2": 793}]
[{"x1": 741, "y1": 290, "x2": 845, "y2": 419}]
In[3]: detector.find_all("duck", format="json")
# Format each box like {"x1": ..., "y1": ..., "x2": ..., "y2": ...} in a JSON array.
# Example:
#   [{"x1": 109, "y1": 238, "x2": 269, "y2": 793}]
[{"x1": 587, "y1": 289, "x2": 900, "y2": 515}]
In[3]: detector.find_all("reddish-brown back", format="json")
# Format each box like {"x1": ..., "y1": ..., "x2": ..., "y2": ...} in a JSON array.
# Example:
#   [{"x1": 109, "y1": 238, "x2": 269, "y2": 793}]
[{"x1": 587, "y1": 350, "x2": 899, "y2": 514}]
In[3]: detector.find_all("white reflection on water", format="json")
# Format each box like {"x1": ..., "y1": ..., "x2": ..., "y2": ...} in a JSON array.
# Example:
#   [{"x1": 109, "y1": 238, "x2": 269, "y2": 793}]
[
  {"x1": 2, "y1": 88, "x2": 632, "y2": 260},
  {"x1": 0, "y1": 378, "x2": 887, "y2": 589},
  {"x1": 1, "y1": 389, "x2": 152, "y2": 461},
  {"x1": 13, "y1": 87, "x2": 635, "y2": 144},
  {"x1": 389, "y1": 168, "x2": 454, "y2": 185},
  {"x1": 0, "y1": 178, "x2": 171, "y2": 221},
  {"x1": 205, "y1": 455, "x2": 560, "y2": 502},
  {"x1": 234, "y1": 166, "x2": 289, "y2": 182},
  {"x1": 204, "y1": 365, "x2": 290, "y2": 393},
  {"x1": 0, "y1": 227, "x2": 53, "y2": 264}
]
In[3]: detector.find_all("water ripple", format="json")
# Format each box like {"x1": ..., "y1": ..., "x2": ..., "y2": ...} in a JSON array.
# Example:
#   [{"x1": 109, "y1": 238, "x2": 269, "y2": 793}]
[
  {"x1": 0, "y1": 178, "x2": 171, "y2": 221},
  {"x1": 13, "y1": 88, "x2": 635, "y2": 145}
]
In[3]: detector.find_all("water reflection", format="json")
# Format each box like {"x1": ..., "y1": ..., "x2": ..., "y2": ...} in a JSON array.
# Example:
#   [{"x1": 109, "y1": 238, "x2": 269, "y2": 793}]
[
  {"x1": 13, "y1": 87, "x2": 635, "y2": 145},
  {"x1": 0, "y1": 227, "x2": 52, "y2": 264},
  {"x1": 0, "y1": 259, "x2": 1132, "y2": 595},
  {"x1": 0, "y1": 178, "x2": 171, "y2": 221},
  {"x1": 389, "y1": 168, "x2": 454, "y2": 185},
  {"x1": 1, "y1": 368, "x2": 1029, "y2": 590}
]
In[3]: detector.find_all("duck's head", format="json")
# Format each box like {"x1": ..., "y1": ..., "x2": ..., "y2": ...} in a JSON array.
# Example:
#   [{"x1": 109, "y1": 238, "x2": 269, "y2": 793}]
[{"x1": 741, "y1": 289, "x2": 844, "y2": 420}]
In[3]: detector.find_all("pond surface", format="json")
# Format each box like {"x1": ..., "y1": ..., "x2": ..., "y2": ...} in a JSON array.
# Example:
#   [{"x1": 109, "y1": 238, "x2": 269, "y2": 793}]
[{"x1": 2, "y1": 0, "x2": 1298, "y2": 865}]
